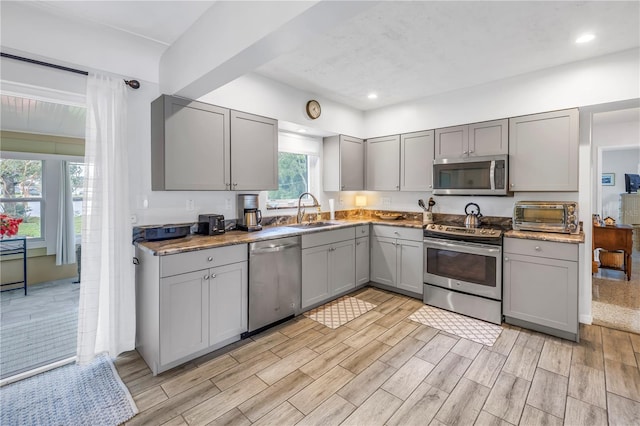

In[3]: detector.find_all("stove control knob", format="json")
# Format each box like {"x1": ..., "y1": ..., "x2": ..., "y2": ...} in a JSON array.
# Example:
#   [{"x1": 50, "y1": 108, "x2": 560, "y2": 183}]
[
  {"x1": 490, "y1": 230, "x2": 496, "y2": 235},
  {"x1": 438, "y1": 225, "x2": 444, "y2": 230},
  {"x1": 481, "y1": 229, "x2": 487, "y2": 234}
]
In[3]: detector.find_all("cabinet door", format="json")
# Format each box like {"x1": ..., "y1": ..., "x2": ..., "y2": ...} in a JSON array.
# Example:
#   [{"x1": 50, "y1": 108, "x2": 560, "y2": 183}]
[
  {"x1": 366, "y1": 135, "x2": 400, "y2": 191},
  {"x1": 302, "y1": 245, "x2": 331, "y2": 309},
  {"x1": 160, "y1": 270, "x2": 209, "y2": 365},
  {"x1": 355, "y1": 236, "x2": 370, "y2": 287},
  {"x1": 152, "y1": 96, "x2": 230, "y2": 190},
  {"x1": 370, "y1": 236, "x2": 397, "y2": 286},
  {"x1": 331, "y1": 239, "x2": 356, "y2": 295},
  {"x1": 230, "y1": 110, "x2": 278, "y2": 191},
  {"x1": 397, "y1": 239, "x2": 423, "y2": 294},
  {"x1": 503, "y1": 253, "x2": 577, "y2": 333},
  {"x1": 434, "y1": 125, "x2": 467, "y2": 159},
  {"x1": 340, "y1": 136, "x2": 365, "y2": 191},
  {"x1": 509, "y1": 109, "x2": 578, "y2": 191},
  {"x1": 209, "y1": 261, "x2": 248, "y2": 345},
  {"x1": 468, "y1": 119, "x2": 508, "y2": 156},
  {"x1": 401, "y1": 130, "x2": 434, "y2": 191}
]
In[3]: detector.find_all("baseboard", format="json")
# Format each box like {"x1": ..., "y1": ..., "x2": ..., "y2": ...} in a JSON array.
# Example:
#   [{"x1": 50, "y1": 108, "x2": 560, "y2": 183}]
[{"x1": 579, "y1": 314, "x2": 593, "y2": 325}]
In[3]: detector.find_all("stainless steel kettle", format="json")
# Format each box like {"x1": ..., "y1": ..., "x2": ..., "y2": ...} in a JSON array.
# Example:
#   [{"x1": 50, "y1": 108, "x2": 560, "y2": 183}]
[{"x1": 464, "y1": 203, "x2": 482, "y2": 228}]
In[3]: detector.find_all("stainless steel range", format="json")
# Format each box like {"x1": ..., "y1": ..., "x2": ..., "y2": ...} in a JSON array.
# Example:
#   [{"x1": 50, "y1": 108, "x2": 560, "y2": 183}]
[{"x1": 423, "y1": 223, "x2": 504, "y2": 324}]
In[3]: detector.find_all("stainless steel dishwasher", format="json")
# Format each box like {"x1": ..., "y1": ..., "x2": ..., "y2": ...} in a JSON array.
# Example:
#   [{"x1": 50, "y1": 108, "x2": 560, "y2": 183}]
[{"x1": 246, "y1": 236, "x2": 301, "y2": 335}]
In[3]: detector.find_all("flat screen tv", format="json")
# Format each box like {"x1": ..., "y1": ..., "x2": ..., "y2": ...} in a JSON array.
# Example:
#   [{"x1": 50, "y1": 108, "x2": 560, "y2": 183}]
[{"x1": 625, "y1": 173, "x2": 640, "y2": 193}]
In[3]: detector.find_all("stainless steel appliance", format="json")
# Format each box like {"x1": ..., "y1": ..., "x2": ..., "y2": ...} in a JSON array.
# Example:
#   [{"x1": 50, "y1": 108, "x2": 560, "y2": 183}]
[
  {"x1": 512, "y1": 201, "x2": 579, "y2": 234},
  {"x1": 433, "y1": 154, "x2": 508, "y2": 195},
  {"x1": 423, "y1": 223, "x2": 504, "y2": 324},
  {"x1": 196, "y1": 213, "x2": 225, "y2": 235},
  {"x1": 246, "y1": 236, "x2": 301, "y2": 335},
  {"x1": 236, "y1": 194, "x2": 262, "y2": 232}
]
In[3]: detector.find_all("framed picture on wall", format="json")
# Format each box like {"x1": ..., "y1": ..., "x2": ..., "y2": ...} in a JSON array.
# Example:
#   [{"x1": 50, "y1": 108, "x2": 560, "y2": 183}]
[{"x1": 602, "y1": 173, "x2": 615, "y2": 186}]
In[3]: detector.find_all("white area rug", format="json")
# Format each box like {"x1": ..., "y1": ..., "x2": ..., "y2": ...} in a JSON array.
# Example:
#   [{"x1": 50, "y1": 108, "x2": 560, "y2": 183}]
[
  {"x1": 305, "y1": 296, "x2": 377, "y2": 329},
  {"x1": 409, "y1": 305, "x2": 503, "y2": 346}
]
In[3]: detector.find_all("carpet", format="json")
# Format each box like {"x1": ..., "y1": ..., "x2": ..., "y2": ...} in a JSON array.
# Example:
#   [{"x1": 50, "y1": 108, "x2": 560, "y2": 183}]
[
  {"x1": 409, "y1": 305, "x2": 503, "y2": 346},
  {"x1": 0, "y1": 353, "x2": 138, "y2": 426},
  {"x1": 305, "y1": 296, "x2": 377, "y2": 329},
  {"x1": 0, "y1": 309, "x2": 78, "y2": 379}
]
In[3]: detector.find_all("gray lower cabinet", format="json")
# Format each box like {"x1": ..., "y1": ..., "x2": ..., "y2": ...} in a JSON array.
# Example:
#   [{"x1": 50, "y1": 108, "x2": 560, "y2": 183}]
[
  {"x1": 355, "y1": 225, "x2": 370, "y2": 287},
  {"x1": 151, "y1": 95, "x2": 278, "y2": 191},
  {"x1": 508, "y1": 108, "x2": 579, "y2": 191},
  {"x1": 323, "y1": 135, "x2": 365, "y2": 191},
  {"x1": 370, "y1": 225, "x2": 423, "y2": 295},
  {"x1": 301, "y1": 228, "x2": 356, "y2": 310},
  {"x1": 502, "y1": 237, "x2": 578, "y2": 341},
  {"x1": 136, "y1": 244, "x2": 248, "y2": 375}
]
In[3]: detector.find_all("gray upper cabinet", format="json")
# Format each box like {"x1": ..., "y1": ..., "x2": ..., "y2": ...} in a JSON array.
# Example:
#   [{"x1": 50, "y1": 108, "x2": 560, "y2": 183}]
[
  {"x1": 151, "y1": 95, "x2": 278, "y2": 191},
  {"x1": 323, "y1": 135, "x2": 364, "y2": 191},
  {"x1": 509, "y1": 108, "x2": 578, "y2": 191},
  {"x1": 230, "y1": 110, "x2": 278, "y2": 191},
  {"x1": 366, "y1": 135, "x2": 400, "y2": 191},
  {"x1": 435, "y1": 119, "x2": 508, "y2": 159},
  {"x1": 152, "y1": 95, "x2": 230, "y2": 190},
  {"x1": 400, "y1": 130, "x2": 434, "y2": 191}
]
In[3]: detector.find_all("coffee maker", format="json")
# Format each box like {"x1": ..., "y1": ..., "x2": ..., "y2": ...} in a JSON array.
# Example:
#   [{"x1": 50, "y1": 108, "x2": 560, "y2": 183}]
[{"x1": 236, "y1": 194, "x2": 262, "y2": 232}]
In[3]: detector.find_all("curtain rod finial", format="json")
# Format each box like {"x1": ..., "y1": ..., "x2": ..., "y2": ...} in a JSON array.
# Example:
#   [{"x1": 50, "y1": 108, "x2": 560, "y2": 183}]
[{"x1": 124, "y1": 79, "x2": 140, "y2": 89}]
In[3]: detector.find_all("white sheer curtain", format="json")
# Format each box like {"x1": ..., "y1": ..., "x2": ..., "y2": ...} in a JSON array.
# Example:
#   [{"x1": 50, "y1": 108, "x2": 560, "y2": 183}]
[
  {"x1": 77, "y1": 73, "x2": 135, "y2": 364},
  {"x1": 56, "y1": 161, "x2": 76, "y2": 265}
]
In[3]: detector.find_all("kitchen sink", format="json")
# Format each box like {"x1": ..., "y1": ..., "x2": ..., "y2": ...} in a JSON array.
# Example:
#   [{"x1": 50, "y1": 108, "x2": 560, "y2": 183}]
[{"x1": 287, "y1": 221, "x2": 339, "y2": 229}]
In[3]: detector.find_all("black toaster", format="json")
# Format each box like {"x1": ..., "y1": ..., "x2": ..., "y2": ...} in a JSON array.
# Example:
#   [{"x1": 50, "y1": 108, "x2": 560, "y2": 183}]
[{"x1": 197, "y1": 214, "x2": 225, "y2": 235}]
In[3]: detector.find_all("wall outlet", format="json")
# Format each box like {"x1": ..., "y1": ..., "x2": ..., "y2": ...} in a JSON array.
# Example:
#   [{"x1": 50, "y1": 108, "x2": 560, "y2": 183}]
[
  {"x1": 339, "y1": 198, "x2": 344, "y2": 206},
  {"x1": 186, "y1": 199, "x2": 195, "y2": 211},
  {"x1": 130, "y1": 214, "x2": 138, "y2": 224},
  {"x1": 225, "y1": 198, "x2": 232, "y2": 210},
  {"x1": 382, "y1": 197, "x2": 391, "y2": 206}
]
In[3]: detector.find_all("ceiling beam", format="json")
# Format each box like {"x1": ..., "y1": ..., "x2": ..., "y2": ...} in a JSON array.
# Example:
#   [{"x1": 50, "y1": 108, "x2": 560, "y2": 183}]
[{"x1": 160, "y1": 1, "x2": 378, "y2": 99}]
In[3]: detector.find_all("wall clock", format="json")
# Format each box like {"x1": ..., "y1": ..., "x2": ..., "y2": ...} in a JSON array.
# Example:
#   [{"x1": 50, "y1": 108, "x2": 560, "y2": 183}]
[{"x1": 306, "y1": 100, "x2": 321, "y2": 119}]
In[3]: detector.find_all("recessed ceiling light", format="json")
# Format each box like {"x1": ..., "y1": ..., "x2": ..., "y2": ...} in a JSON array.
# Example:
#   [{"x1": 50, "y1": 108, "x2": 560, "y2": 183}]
[
  {"x1": 575, "y1": 33, "x2": 595, "y2": 44},
  {"x1": 367, "y1": 93, "x2": 378, "y2": 100},
  {"x1": 297, "y1": 128, "x2": 307, "y2": 133}
]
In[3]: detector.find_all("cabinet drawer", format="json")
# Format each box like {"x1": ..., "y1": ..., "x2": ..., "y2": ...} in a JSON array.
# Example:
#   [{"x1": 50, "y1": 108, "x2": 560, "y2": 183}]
[
  {"x1": 302, "y1": 228, "x2": 356, "y2": 249},
  {"x1": 504, "y1": 237, "x2": 577, "y2": 262},
  {"x1": 355, "y1": 225, "x2": 370, "y2": 237},
  {"x1": 372, "y1": 225, "x2": 422, "y2": 241},
  {"x1": 161, "y1": 244, "x2": 247, "y2": 277}
]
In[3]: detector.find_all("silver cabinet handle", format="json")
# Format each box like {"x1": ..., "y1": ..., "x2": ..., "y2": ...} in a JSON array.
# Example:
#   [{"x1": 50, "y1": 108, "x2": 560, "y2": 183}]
[
  {"x1": 535, "y1": 246, "x2": 541, "y2": 251},
  {"x1": 504, "y1": 257, "x2": 509, "y2": 262},
  {"x1": 204, "y1": 274, "x2": 210, "y2": 280},
  {"x1": 341, "y1": 185, "x2": 345, "y2": 190},
  {"x1": 469, "y1": 149, "x2": 474, "y2": 154},
  {"x1": 463, "y1": 150, "x2": 468, "y2": 155},
  {"x1": 356, "y1": 242, "x2": 361, "y2": 246},
  {"x1": 394, "y1": 231, "x2": 400, "y2": 235},
  {"x1": 510, "y1": 183, "x2": 515, "y2": 187},
  {"x1": 428, "y1": 184, "x2": 432, "y2": 188},
  {"x1": 207, "y1": 256, "x2": 213, "y2": 262},
  {"x1": 211, "y1": 274, "x2": 216, "y2": 279},
  {"x1": 396, "y1": 185, "x2": 400, "y2": 190}
]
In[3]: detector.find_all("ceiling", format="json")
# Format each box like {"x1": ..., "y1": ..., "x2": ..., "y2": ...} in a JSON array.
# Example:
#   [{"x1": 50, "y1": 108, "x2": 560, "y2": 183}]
[{"x1": 1, "y1": 1, "x2": 639, "y2": 138}]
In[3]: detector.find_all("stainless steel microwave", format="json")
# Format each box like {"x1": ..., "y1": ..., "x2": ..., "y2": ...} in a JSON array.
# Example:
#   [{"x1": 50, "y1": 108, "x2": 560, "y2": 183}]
[
  {"x1": 432, "y1": 154, "x2": 508, "y2": 195},
  {"x1": 512, "y1": 201, "x2": 579, "y2": 234}
]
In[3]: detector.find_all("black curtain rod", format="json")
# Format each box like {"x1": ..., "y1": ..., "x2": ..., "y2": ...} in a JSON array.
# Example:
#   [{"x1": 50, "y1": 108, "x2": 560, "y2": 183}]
[
  {"x1": 1, "y1": 52, "x2": 141, "y2": 89},
  {"x1": 1, "y1": 52, "x2": 88, "y2": 75}
]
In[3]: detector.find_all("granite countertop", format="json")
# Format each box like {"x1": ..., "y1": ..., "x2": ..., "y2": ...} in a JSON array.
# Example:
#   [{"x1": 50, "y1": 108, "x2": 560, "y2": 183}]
[
  {"x1": 505, "y1": 229, "x2": 585, "y2": 244},
  {"x1": 137, "y1": 217, "x2": 424, "y2": 256}
]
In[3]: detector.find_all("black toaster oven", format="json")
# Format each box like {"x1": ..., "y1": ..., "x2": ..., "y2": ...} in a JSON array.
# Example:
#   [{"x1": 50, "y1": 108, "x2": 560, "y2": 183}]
[{"x1": 197, "y1": 214, "x2": 225, "y2": 235}]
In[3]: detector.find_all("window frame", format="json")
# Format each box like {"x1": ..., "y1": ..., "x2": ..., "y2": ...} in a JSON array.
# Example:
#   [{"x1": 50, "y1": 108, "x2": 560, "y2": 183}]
[{"x1": 266, "y1": 132, "x2": 322, "y2": 209}]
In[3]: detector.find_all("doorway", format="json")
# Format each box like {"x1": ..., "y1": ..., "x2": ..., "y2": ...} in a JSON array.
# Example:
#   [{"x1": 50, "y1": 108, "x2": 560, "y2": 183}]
[
  {"x1": 590, "y1": 105, "x2": 640, "y2": 334},
  {"x1": 0, "y1": 94, "x2": 85, "y2": 381}
]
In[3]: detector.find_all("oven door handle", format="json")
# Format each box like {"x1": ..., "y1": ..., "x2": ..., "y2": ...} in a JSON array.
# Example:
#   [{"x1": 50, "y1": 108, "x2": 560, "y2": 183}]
[
  {"x1": 490, "y1": 160, "x2": 496, "y2": 191},
  {"x1": 424, "y1": 238, "x2": 501, "y2": 255}
]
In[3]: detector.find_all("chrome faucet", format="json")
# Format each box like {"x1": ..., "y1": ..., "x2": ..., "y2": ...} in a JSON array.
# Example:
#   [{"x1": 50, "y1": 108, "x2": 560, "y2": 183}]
[{"x1": 297, "y1": 192, "x2": 321, "y2": 223}]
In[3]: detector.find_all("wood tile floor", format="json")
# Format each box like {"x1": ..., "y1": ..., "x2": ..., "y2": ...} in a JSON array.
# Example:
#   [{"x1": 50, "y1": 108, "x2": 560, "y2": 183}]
[{"x1": 117, "y1": 287, "x2": 640, "y2": 426}]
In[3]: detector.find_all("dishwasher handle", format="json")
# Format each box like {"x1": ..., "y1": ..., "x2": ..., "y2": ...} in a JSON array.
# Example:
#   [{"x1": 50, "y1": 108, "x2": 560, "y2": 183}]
[{"x1": 250, "y1": 243, "x2": 299, "y2": 254}]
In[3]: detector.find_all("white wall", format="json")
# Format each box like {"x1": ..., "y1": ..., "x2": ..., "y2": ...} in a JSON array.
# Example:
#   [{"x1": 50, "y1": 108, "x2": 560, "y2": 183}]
[{"x1": 602, "y1": 149, "x2": 640, "y2": 221}]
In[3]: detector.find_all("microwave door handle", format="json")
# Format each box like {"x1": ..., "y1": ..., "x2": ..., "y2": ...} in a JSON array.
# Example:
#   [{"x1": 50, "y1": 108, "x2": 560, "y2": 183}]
[{"x1": 490, "y1": 160, "x2": 496, "y2": 191}]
